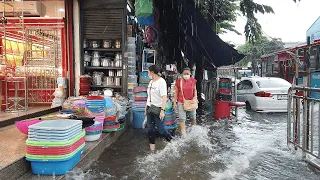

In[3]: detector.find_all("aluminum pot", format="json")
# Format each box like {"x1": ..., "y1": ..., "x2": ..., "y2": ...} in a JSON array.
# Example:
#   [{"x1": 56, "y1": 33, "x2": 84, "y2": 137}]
[
  {"x1": 101, "y1": 58, "x2": 111, "y2": 67},
  {"x1": 114, "y1": 59, "x2": 122, "y2": 67},
  {"x1": 91, "y1": 57, "x2": 100, "y2": 67},
  {"x1": 110, "y1": 61, "x2": 115, "y2": 67},
  {"x1": 115, "y1": 53, "x2": 122, "y2": 60},
  {"x1": 92, "y1": 41, "x2": 100, "y2": 48},
  {"x1": 108, "y1": 70, "x2": 115, "y2": 76},
  {"x1": 103, "y1": 40, "x2": 112, "y2": 48},
  {"x1": 93, "y1": 51, "x2": 100, "y2": 58},
  {"x1": 116, "y1": 70, "x2": 122, "y2": 76},
  {"x1": 104, "y1": 77, "x2": 114, "y2": 86},
  {"x1": 114, "y1": 77, "x2": 121, "y2": 86}
]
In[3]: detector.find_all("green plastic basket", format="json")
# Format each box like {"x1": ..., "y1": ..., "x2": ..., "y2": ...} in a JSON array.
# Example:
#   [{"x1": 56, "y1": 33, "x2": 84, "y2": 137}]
[
  {"x1": 26, "y1": 130, "x2": 85, "y2": 147},
  {"x1": 103, "y1": 124, "x2": 125, "y2": 133},
  {"x1": 26, "y1": 144, "x2": 85, "y2": 160},
  {"x1": 85, "y1": 130, "x2": 102, "y2": 136}
]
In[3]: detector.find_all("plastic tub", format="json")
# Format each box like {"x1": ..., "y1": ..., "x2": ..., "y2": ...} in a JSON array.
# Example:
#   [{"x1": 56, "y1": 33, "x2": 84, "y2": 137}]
[
  {"x1": 85, "y1": 133, "x2": 101, "y2": 142},
  {"x1": 26, "y1": 130, "x2": 85, "y2": 147},
  {"x1": 15, "y1": 119, "x2": 42, "y2": 135},
  {"x1": 28, "y1": 147, "x2": 83, "y2": 175},
  {"x1": 29, "y1": 120, "x2": 82, "y2": 131},
  {"x1": 132, "y1": 111, "x2": 145, "y2": 129},
  {"x1": 128, "y1": 37, "x2": 135, "y2": 44},
  {"x1": 128, "y1": 83, "x2": 138, "y2": 89},
  {"x1": 26, "y1": 137, "x2": 85, "y2": 155},
  {"x1": 28, "y1": 124, "x2": 82, "y2": 135},
  {"x1": 127, "y1": 69, "x2": 136, "y2": 75},
  {"x1": 128, "y1": 75, "x2": 138, "y2": 83}
]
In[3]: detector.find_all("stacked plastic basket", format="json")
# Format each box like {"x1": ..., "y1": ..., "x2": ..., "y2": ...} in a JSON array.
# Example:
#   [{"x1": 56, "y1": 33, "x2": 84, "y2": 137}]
[
  {"x1": 132, "y1": 86, "x2": 148, "y2": 128},
  {"x1": 85, "y1": 96, "x2": 105, "y2": 123},
  {"x1": 139, "y1": 71, "x2": 150, "y2": 88},
  {"x1": 26, "y1": 120, "x2": 85, "y2": 175},
  {"x1": 85, "y1": 121, "x2": 103, "y2": 141},
  {"x1": 103, "y1": 97, "x2": 124, "y2": 132},
  {"x1": 127, "y1": 37, "x2": 137, "y2": 100}
]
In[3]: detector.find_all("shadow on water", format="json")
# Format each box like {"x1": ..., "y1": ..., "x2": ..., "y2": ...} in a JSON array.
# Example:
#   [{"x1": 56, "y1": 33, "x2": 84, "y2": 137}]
[{"x1": 66, "y1": 109, "x2": 320, "y2": 180}]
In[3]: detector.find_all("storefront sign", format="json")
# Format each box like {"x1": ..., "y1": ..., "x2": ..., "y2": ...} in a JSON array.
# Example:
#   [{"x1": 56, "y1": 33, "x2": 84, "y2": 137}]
[{"x1": 310, "y1": 72, "x2": 320, "y2": 99}]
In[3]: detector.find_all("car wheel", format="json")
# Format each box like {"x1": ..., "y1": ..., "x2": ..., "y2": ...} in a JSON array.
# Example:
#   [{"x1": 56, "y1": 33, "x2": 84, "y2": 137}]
[{"x1": 245, "y1": 101, "x2": 251, "y2": 110}]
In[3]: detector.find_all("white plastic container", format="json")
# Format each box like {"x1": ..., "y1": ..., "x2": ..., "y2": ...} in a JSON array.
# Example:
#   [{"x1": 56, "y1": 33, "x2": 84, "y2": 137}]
[
  {"x1": 85, "y1": 133, "x2": 101, "y2": 142},
  {"x1": 128, "y1": 75, "x2": 138, "y2": 83}
]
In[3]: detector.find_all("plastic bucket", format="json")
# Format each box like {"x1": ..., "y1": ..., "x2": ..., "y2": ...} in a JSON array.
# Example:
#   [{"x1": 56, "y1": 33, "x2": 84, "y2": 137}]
[
  {"x1": 214, "y1": 100, "x2": 231, "y2": 120},
  {"x1": 132, "y1": 110, "x2": 145, "y2": 129}
]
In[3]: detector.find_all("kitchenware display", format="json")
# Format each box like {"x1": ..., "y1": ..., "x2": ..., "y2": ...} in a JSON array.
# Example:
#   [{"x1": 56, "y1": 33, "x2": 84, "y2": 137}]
[
  {"x1": 110, "y1": 61, "x2": 115, "y2": 67},
  {"x1": 102, "y1": 40, "x2": 112, "y2": 49},
  {"x1": 93, "y1": 51, "x2": 100, "y2": 58},
  {"x1": 84, "y1": 61, "x2": 90, "y2": 67},
  {"x1": 116, "y1": 70, "x2": 122, "y2": 76},
  {"x1": 92, "y1": 41, "x2": 100, "y2": 48},
  {"x1": 103, "y1": 76, "x2": 114, "y2": 86},
  {"x1": 115, "y1": 53, "x2": 122, "y2": 60},
  {"x1": 115, "y1": 77, "x2": 121, "y2": 86},
  {"x1": 114, "y1": 59, "x2": 122, "y2": 67},
  {"x1": 91, "y1": 57, "x2": 100, "y2": 67},
  {"x1": 101, "y1": 58, "x2": 111, "y2": 67},
  {"x1": 103, "y1": 88, "x2": 114, "y2": 97},
  {"x1": 108, "y1": 70, "x2": 115, "y2": 77},
  {"x1": 93, "y1": 72, "x2": 103, "y2": 85},
  {"x1": 84, "y1": 51, "x2": 91, "y2": 65},
  {"x1": 115, "y1": 40, "x2": 121, "y2": 49}
]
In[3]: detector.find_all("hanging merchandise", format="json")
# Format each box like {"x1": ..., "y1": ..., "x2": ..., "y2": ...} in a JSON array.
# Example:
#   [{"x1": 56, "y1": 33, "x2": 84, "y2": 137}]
[
  {"x1": 144, "y1": 26, "x2": 158, "y2": 45},
  {"x1": 137, "y1": 14, "x2": 155, "y2": 25},
  {"x1": 135, "y1": 0, "x2": 153, "y2": 17}
]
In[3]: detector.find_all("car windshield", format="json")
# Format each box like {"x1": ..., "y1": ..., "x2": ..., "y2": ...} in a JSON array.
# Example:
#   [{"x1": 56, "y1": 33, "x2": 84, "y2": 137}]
[{"x1": 255, "y1": 79, "x2": 291, "y2": 88}]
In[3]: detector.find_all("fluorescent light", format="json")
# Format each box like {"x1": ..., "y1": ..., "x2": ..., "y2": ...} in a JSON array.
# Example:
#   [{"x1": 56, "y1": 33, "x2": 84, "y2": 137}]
[
  {"x1": 58, "y1": 8, "x2": 65, "y2": 12},
  {"x1": 126, "y1": 5, "x2": 131, "y2": 12},
  {"x1": 45, "y1": 15, "x2": 49, "y2": 18}
]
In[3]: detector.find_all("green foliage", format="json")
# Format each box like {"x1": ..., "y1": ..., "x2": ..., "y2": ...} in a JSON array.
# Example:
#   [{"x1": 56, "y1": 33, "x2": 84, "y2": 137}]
[
  {"x1": 197, "y1": 0, "x2": 300, "y2": 42},
  {"x1": 237, "y1": 36, "x2": 284, "y2": 66}
]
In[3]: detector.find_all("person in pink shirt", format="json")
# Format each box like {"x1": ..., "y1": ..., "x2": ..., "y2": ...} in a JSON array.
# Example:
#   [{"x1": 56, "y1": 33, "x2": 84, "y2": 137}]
[{"x1": 173, "y1": 67, "x2": 197, "y2": 137}]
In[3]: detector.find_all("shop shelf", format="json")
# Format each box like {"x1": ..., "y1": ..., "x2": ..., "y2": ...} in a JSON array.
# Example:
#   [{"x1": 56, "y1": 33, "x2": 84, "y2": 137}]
[
  {"x1": 84, "y1": 48, "x2": 122, "y2": 52},
  {"x1": 84, "y1": 66, "x2": 123, "y2": 70}
]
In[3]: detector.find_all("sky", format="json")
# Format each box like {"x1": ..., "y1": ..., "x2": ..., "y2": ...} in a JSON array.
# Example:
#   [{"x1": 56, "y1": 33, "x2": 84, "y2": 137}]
[{"x1": 219, "y1": 0, "x2": 320, "y2": 46}]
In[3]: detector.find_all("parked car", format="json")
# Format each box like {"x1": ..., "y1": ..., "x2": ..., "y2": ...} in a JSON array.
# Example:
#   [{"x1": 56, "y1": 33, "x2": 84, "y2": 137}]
[{"x1": 236, "y1": 77, "x2": 291, "y2": 112}]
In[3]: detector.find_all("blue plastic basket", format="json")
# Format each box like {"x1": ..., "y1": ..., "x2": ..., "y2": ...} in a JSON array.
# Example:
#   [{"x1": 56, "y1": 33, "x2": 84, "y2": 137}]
[
  {"x1": 165, "y1": 123, "x2": 178, "y2": 130},
  {"x1": 133, "y1": 110, "x2": 145, "y2": 129},
  {"x1": 28, "y1": 147, "x2": 83, "y2": 175}
]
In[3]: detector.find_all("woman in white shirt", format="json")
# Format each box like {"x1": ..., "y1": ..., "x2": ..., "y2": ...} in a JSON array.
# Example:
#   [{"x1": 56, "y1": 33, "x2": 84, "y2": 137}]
[{"x1": 145, "y1": 65, "x2": 172, "y2": 152}]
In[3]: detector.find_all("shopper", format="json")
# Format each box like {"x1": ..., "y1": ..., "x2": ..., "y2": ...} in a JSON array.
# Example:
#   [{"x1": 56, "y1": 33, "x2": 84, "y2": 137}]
[
  {"x1": 173, "y1": 67, "x2": 198, "y2": 137},
  {"x1": 145, "y1": 65, "x2": 172, "y2": 152}
]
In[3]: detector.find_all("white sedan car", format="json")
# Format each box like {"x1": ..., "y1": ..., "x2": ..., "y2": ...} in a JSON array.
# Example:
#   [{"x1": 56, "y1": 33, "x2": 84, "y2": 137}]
[{"x1": 236, "y1": 77, "x2": 291, "y2": 112}]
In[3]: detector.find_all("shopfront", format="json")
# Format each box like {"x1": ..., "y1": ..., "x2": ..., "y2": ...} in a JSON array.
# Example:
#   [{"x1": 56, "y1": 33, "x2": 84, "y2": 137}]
[{"x1": 0, "y1": 0, "x2": 71, "y2": 115}]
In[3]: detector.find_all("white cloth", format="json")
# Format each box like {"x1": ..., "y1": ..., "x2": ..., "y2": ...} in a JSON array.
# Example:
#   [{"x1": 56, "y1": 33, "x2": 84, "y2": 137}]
[{"x1": 147, "y1": 78, "x2": 167, "y2": 107}]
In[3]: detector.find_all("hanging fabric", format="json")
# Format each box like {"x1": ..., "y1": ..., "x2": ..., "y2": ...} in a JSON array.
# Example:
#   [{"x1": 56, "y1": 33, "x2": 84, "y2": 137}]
[{"x1": 135, "y1": 0, "x2": 153, "y2": 17}]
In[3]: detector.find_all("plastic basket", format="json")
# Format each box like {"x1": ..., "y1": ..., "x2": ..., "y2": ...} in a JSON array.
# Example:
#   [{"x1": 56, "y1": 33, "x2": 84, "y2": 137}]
[
  {"x1": 28, "y1": 147, "x2": 83, "y2": 175},
  {"x1": 137, "y1": 14, "x2": 154, "y2": 25},
  {"x1": 15, "y1": 119, "x2": 42, "y2": 135},
  {"x1": 26, "y1": 130, "x2": 85, "y2": 147},
  {"x1": 27, "y1": 141, "x2": 85, "y2": 156},
  {"x1": 85, "y1": 133, "x2": 101, "y2": 142},
  {"x1": 133, "y1": 86, "x2": 147, "y2": 93},
  {"x1": 28, "y1": 129, "x2": 82, "y2": 142},
  {"x1": 29, "y1": 120, "x2": 82, "y2": 132},
  {"x1": 103, "y1": 123, "x2": 120, "y2": 130},
  {"x1": 132, "y1": 110, "x2": 145, "y2": 129},
  {"x1": 103, "y1": 124, "x2": 125, "y2": 133}
]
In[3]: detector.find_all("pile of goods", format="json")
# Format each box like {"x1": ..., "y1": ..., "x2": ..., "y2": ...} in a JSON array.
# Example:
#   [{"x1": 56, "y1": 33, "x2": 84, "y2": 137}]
[
  {"x1": 127, "y1": 37, "x2": 137, "y2": 100},
  {"x1": 85, "y1": 96, "x2": 105, "y2": 123},
  {"x1": 85, "y1": 121, "x2": 103, "y2": 141},
  {"x1": 132, "y1": 86, "x2": 148, "y2": 128},
  {"x1": 163, "y1": 101, "x2": 178, "y2": 130},
  {"x1": 26, "y1": 120, "x2": 85, "y2": 175},
  {"x1": 103, "y1": 97, "x2": 124, "y2": 132}
]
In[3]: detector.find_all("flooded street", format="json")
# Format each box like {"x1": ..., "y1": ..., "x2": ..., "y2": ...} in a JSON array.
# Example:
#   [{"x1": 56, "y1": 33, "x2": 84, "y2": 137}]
[{"x1": 66, "y1": 109, "x2": 320, "y2": 180}]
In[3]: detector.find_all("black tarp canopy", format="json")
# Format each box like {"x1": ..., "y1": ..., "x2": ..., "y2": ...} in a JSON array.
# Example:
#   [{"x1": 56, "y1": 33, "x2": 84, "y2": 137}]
[{"x1": 155, "y1": 0, "x2": 245, "y2": 67}]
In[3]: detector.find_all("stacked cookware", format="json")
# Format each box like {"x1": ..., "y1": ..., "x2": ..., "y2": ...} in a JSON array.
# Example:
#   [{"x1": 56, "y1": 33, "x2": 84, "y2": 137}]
[
  {"x1": 26, "y1": 120, "x2": 85, "y2": 175},
  {"x1": 85, "y1": 96, "x2": 105, "y2": 123},
  {"x1": 132, "y1": 86, "x2": 148, "y2": 128},
  {"x1": 85, "y1": 121, "x2": 103, "y2": 142},
  {"x1": 127, "y1": 37, "x2": 137, "y2": 100},
  {"x1": 79, "y1": 76, "x2": 91, "y2": 95},
  {"x1": 103, "y1": 97, "x2": 124, "y2": 132}
]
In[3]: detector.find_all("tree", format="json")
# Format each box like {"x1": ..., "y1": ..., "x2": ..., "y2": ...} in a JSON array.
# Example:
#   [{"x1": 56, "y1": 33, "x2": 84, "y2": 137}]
[
  {"x1": 237, "y1": 36, "x2": 284, "y2": 71},
  {"x1": 197, "y1": 0, "x2": 300, "y2": 41}
]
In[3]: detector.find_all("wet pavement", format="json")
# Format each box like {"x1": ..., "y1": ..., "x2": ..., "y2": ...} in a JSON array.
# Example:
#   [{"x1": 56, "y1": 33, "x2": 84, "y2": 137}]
[{"x1": 66, "y1": 109, "x2": 320, "y2": 180}]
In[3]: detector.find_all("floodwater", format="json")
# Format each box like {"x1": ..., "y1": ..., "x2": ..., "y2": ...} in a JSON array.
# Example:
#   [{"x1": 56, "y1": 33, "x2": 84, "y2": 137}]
[{"x1": 66, "y1": 109, "x2": 320, "y2": 180}]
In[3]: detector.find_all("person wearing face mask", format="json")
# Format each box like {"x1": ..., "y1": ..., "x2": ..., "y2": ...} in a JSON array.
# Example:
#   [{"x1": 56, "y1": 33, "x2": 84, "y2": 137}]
[
  {"x1": 145, "y1": 65, "x2": 173, "y2": 152},
  {"x1": 173, "y1": 67, "x2": 197, "y2": 137}
]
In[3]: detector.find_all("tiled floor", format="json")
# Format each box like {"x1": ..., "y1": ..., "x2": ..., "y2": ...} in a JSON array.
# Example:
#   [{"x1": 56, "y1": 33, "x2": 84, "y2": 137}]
[
  {"x1": 0, "y1": 106, "x2": 51, "y2": 122},
  {"x1": 0, "y1": 124, "x2": 26, "y2": 169}
]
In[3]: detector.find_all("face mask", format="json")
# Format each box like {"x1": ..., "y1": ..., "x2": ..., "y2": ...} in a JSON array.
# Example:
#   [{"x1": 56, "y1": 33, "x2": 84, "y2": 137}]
[
  {"x1": 183, "y1": 75, "x2": 190, "y2": 80},
  {"x1": 148, "y1": 74, "x2": 153, "y2": 80}
]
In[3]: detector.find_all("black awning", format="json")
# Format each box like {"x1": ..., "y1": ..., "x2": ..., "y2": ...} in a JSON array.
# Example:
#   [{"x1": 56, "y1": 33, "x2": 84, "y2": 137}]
[{"x1": 156, "y1": 0, "x2": 245, "y2": 67}]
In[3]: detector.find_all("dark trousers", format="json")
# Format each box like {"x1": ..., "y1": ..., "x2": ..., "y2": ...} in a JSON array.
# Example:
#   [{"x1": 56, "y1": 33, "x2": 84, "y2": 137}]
[{"x1": 147, "y1": 110, "x2": 172, "y2": 144}]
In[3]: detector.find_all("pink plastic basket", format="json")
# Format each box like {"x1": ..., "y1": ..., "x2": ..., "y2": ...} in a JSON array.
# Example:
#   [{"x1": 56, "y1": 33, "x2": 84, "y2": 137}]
[
  {"x1": 15, "y1": 119, "x2": 42, "y2": 135},
  {"x1": 133, "y1": 86, "x2": 147, "y2": 93}
]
